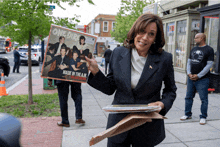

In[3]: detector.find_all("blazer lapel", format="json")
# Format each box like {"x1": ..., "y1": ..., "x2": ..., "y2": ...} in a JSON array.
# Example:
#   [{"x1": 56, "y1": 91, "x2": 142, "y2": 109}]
[
  {"x1": 134, "y1": 53, "x2": 160, "y2": 90},
  {"x1": 119, "y1": 49, "x2": 132, "y2": 92}
]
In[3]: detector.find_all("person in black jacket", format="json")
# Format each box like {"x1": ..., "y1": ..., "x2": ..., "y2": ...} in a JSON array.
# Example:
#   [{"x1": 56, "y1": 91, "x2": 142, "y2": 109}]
[
  {"x1": 13, "y1": 47, "x2": 25, "y2": 73},
  {"x1": 52, "y1": 36, "x2": 67, "y2": 56},
  {"x1": 104, "y1": 45, "x2": 112, "y2": 74},
  {"x1": 86, "y1": 13, "x2": 177, "y2": 147}
]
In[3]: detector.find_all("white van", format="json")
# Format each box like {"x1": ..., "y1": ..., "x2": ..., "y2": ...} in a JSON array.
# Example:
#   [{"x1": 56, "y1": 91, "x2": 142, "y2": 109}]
[{"x1": 18, "y1": 45, "x2": 42, "y2": 65}]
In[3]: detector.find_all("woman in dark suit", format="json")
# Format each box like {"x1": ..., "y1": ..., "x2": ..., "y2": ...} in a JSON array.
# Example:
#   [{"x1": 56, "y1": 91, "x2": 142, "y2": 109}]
[{"x1": 85, "y1": 14, "x2": 177, "y2": 147}]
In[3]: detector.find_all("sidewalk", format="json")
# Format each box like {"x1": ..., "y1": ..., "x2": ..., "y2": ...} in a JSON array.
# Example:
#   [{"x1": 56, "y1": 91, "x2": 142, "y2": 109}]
[
  {"x1": 7, "y1": 70, "x2": 61, "y2": 147},
  {"x1": 7, "y1": 68, "x2": 220, "y2": 147}
]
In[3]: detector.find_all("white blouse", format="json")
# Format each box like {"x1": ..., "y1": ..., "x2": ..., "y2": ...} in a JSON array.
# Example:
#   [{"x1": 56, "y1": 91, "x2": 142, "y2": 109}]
[
  {"x1": 131, "y1": 48, "x2": 147, "y2": 89},
  {"x1": 56, "y1": 43, "x2": 62, "y2": 54}
]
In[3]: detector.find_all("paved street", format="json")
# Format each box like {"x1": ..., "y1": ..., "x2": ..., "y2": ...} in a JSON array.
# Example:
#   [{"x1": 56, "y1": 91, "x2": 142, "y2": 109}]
[{"x1": 0, "y1": 51, "x2": 40, "y2": 88}]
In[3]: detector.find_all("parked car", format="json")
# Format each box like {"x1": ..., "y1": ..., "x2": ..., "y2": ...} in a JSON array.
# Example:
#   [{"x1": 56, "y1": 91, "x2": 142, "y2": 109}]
[
  {"x1": 18, "y1": 45, "x2": 42, "y2": 65},
  {"x1": 0, "y1": 56, "x2": 10, "y2": 77}
]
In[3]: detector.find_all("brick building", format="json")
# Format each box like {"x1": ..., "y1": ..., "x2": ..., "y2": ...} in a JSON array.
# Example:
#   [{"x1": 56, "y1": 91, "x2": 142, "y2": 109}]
[
  {"x1": 75, "y1": 25, "x2": 84, "y2": 32},
  {"x1": 86, "y1": 14, "x2": 120, "y2": 56}
]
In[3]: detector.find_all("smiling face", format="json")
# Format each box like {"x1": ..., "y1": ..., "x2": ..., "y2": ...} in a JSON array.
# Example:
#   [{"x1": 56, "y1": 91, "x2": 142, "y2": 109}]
[
  {"x1": 59, "y1": 37, "x2": 65, "y2": 44},
  {"x1": 60, "y1": 48, "x2": 66, "y2": 56},
  {"x1": 73, "y1": 52, "x2": 78, "y2": 60},
  {"x1": 80, "y1": 39, "x2": 85, "y2": 45},
  {"x1": 134, "y1": 22, "x2": 157, "y2": 57}
]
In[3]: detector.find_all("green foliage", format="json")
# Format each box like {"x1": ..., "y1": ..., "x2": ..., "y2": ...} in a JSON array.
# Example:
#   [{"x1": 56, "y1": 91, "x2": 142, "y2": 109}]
[
  {"x1": 0, "y1": 0, "x2": 94, "y2": 45},
  {"x1": 0, "y1": 93, "x2": 60, "y2": 118},
  {"x1": 111, "y1": 0, "x2": 155, "y2": 43}
]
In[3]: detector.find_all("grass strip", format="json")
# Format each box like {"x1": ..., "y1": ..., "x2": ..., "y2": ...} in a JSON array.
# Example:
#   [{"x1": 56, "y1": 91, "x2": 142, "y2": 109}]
[{"x1": 0, "y1": 93, "x2": 60, "y2": 118}]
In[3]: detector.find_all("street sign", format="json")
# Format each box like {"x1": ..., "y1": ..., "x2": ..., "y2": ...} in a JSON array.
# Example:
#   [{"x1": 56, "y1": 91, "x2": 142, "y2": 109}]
[
  {"x1": 143, "y1": 3, "x2": 158, "y2": 14},
  {"x1": 49, "y1": 5, "x2": 55, "y2": 10}
]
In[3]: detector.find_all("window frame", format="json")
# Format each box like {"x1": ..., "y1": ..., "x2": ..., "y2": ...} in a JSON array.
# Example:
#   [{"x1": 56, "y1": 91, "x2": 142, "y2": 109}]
[
  {"x1": 112, "y1": 22, "x2": 116, "y2": 31},
  {"x1": 103, "y1": 21, "x2": 109, "y2": 32}
]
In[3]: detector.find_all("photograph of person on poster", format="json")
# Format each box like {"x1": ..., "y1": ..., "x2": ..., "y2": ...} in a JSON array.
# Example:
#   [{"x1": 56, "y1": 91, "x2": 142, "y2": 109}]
[
  {"x1": 44, "y1": 47, "x2": 70, "y2": 79},
  {"x1": 73, "y1": 35, "x2": 92, "y2": 59},
  {"x1": 70, "y1": 51, "x2": 82, "y2": 72},
  {"x1": 53, "y1": 36, "x2": 67, "y2": 56},
  {"x1": 72, "y1": 35, "x2": 91, "y2": 77}
]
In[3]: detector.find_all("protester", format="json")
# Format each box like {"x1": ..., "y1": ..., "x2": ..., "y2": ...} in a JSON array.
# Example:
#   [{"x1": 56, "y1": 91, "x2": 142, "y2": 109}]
[
  {"x1": 104, "y1": 45, "x2": 112, "y2": 75},
  {"x1": 180, "y1": 33, "x2": 214, "y2": 125},
  {"x1": 85, "y1": 13, "x2": 177, "y2": 147},
  {"x1": 13, "y1": 47, "x2": 25, "y2": 73}
]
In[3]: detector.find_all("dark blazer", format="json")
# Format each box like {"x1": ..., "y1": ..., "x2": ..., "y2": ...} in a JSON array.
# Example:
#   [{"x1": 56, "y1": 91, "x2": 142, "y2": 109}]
[
  {"x1": 87, "y1": 46, "x2": 177, "y2": 146},
  {"x1": 45, "y1": 55, "x2": 69, "y2": 70},
  {"x1": 104, "y1": 49, "x2": 112, "y2": 62},
  {"x1": 13, "y1": 50, "x2": 24, "y2": 62},
  {"x1": 45, "y1": 55, "x2": 70, "y2": 79},
  {"x1": 53, "y1": 42, "x2": 67, "y2": 55}
]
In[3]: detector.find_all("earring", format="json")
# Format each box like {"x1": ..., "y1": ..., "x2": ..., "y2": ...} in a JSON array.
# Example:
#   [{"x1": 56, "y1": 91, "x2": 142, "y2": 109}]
[{"x1": 153, "y1": 42, "x2": 156, "y2": 44}]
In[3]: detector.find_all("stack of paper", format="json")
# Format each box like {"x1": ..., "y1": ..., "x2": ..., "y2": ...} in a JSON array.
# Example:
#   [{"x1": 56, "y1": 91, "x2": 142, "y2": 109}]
[
  {"x1": 102, "y1": 104, "x2": 161, "y2": 113},
  {"x1": 89, "y1": 105, "x2": 166, "y2": 146}
]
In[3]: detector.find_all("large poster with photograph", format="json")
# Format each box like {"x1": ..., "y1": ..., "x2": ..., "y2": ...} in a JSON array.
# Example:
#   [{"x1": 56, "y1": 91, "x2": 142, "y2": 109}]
[{"x1": 41, "y1": 24, "x2": 97, "y2": 83}]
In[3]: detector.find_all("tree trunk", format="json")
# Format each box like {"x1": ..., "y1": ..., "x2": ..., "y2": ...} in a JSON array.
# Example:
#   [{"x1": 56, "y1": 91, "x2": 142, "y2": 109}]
[{"x1": 28, "y1": 31, "x2": 33, "y2": 105}]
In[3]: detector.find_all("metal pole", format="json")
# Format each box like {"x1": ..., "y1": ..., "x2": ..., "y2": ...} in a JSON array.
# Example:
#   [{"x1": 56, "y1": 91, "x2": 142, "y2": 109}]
[{"x1": 158, "y1": 4, "x2": 168, "y2": 15}]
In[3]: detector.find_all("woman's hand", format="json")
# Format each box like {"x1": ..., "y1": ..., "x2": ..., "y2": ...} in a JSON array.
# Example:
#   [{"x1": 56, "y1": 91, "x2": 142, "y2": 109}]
[
  {"x1": 148, "y1": 101, "x2": 164, "y2": 113},
  {"x1": 85, "y1": 56, "x2": 99, "y2": 76}
]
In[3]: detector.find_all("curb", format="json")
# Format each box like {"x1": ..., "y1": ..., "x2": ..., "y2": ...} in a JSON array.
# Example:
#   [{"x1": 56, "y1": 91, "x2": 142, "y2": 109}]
[{"x1": 0, "y1": 69, "x2": 40, "y2": 98}]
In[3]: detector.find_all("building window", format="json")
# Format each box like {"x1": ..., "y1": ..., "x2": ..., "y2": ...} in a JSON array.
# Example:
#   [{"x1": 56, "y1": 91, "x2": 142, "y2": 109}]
[
  {"x1": 103, "y1": 21, "x2": 108, "y2": 32},
  {"x1": 204, "y1": 15, "x2": 219, "y2": 73},
  {"x1": 175, "y1": 20, "x2": 187, "y2": 69},
  {"x1": 112, "y1": 22, "x2": 116, "y2": 31},
  {"x1": 166, "y1": 22, "x2": 175, "y2": 54}
]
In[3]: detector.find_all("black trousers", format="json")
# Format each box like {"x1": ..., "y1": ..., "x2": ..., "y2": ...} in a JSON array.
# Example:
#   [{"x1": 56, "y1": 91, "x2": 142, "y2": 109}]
[
  {"x1": 57, "y1": 82, "x2": 82, "y2": 124},
  {"x1": 13, "y1": 61, "x2": 20, "y2": 73}
]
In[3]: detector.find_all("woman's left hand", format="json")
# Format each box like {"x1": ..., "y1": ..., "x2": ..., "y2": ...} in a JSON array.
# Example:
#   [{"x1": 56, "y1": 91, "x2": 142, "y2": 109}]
[{"x1": 148, "y1": 101, "x2": 164, "y2": 113}]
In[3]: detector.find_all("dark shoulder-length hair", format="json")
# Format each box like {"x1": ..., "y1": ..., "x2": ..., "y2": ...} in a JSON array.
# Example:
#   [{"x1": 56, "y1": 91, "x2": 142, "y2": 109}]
[
  {"x1": 123, "y1": 13, "x2": 165, "y2": 54},
  {"x1": 79, "y1": 35, "x2": 86, "y2": 45}
]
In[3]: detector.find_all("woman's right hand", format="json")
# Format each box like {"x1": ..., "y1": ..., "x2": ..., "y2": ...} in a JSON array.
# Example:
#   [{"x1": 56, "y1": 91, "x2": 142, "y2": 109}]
[{"x1": 85, "y1": 56, "x2": 99, "y2": 76}]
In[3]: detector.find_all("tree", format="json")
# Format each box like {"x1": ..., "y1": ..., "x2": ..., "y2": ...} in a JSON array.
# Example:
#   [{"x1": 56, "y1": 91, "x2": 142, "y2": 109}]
[
  {"x1": 0, "y1": 0, "x2": 94, "y2": 105},
  {"x1": 111, "y1": 0, "x2": 155, "y2": 43}
]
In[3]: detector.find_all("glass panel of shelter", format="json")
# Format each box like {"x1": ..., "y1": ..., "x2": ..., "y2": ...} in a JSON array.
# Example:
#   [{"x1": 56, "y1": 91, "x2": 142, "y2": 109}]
[
  {"x1": 204, "y1": 14, "x2": 219, "y2": 73},
  {"x1": 175, "y1": 20, "x2": 187, "y2": 69}
]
